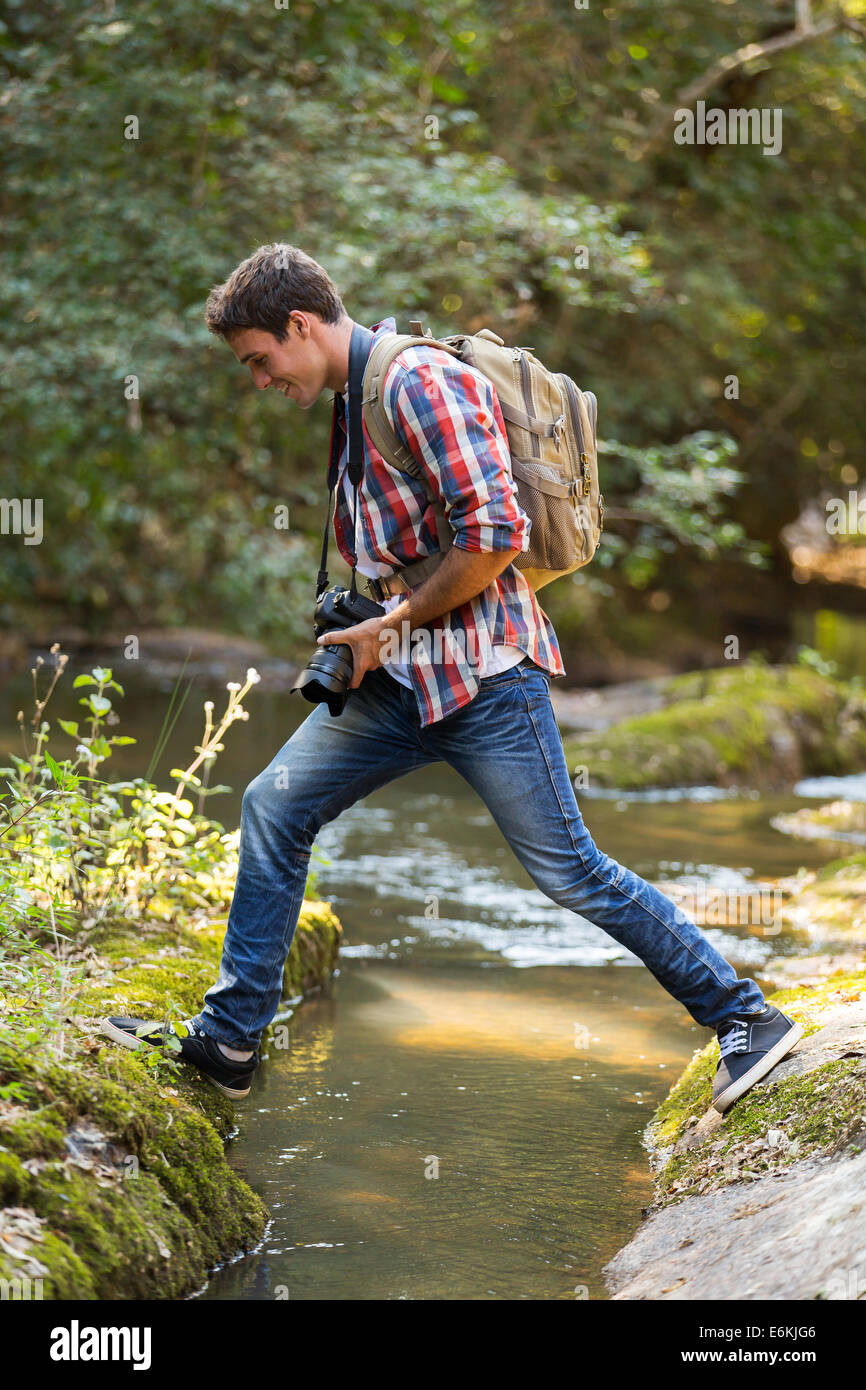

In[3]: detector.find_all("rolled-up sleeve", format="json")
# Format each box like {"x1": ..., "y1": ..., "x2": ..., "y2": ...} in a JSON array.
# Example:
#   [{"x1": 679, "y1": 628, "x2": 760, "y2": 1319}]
[{"x1": 383, "y1": 355, "x2": 531, "y2": 554}]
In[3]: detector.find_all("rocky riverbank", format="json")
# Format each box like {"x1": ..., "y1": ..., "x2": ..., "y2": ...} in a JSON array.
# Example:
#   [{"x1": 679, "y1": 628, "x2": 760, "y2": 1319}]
[
  {"x1": 561, "y1": 660, "x2": 866, "y2": 792},
  {"x1": 604, "y1": 850, "x2": 866, "y2": 1300},
  {"x1": 0, "y1": 899, "x2": 341, "y2": 1300}
]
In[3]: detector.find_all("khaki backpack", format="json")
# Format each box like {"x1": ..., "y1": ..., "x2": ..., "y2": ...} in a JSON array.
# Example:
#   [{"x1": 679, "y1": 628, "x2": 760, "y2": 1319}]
[{"x1": 361, "y1": 321, "x2": 604, "y2": 593}]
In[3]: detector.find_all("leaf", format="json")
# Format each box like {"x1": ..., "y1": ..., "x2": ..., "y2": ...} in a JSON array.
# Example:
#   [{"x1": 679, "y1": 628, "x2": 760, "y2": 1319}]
[
  {"x1": 88, "y1": 696, "x2": 111, "y2": 716},
  {"x1": 109, "y1": 736, "x2": 136, "y2": 746},
  {"x1": 58, "y1": 720, "x2": 79, "y2": 737},
  {"x1": 72, "y1": 675, "x2": 96, "y2": 688},
  {"x1": 44, "y1": 751, "x2": 62, "y2": 784},
  {"x1": 431, "y1": 74, "x2": 467, "y2": 103}
]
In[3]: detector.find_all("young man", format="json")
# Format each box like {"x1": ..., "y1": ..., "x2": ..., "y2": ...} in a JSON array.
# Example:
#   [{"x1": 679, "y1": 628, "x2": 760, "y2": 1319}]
[{"x1": 102, "y1": 243, "x2": 801, "y2": 1110}]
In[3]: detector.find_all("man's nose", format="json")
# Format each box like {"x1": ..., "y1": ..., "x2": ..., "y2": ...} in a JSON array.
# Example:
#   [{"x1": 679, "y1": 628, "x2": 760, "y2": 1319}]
[{"x1": 250, "y1": 366, "x2": 272, "y2": 390}]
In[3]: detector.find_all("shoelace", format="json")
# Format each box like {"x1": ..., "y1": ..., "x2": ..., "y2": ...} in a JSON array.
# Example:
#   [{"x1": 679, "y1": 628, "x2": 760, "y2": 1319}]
[{"x1": 718, "y1": 1020, "x2": 750, "y2": 1059}]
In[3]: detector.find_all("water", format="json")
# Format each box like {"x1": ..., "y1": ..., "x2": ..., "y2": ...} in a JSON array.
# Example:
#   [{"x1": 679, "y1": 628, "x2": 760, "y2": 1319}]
[
  {"x1": 193, "y1": 767, "x2": 845, "y2": 1302},
  {"x1": 1, "y1": 658, "x2": 851, "y2": 1301},
  {"x1": 194, "y1": 757, "x2": 842, "y2": 1300}
]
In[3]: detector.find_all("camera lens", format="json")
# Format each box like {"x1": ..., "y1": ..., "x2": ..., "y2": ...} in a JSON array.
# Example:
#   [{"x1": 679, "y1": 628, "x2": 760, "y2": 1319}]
[{"x1": 291, "y1": 641, "x2": 354, "y2": 716}]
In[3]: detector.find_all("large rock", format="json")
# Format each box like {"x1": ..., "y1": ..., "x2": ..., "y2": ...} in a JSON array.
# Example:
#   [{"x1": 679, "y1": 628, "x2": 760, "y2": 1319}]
[{"x1": 605, "y1": 1148, "x2": 866, "y2": 1301}]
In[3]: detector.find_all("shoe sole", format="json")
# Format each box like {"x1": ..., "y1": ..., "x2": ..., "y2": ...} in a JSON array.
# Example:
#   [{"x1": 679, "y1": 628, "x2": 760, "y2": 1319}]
[
  {"x1": 99, "y1": 1018, "x2": 252, "y2": 1100},
  {"x1": 712, "y1": 1020, "x2": 804, "y2": 1114}
]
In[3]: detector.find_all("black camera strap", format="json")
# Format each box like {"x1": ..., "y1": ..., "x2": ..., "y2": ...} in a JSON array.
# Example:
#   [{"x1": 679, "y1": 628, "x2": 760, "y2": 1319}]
[{"x1": 317, "y1": 321, "x2": 375, "y2": 598}]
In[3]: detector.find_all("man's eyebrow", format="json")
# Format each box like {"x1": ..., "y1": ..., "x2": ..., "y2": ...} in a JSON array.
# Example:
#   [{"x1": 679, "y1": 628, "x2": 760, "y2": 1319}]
[{"x1": 238, "y1": 350, "x2": 262, "y2": 364}]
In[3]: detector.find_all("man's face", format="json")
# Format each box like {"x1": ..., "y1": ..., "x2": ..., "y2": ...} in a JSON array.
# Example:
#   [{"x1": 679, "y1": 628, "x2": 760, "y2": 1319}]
[{"x1": 229, "y1": 314, "x2": 330, "y2": 410}]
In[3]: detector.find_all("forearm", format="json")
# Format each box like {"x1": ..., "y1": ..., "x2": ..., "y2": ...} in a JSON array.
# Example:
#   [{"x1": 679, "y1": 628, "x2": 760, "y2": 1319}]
[{"x1": 375, "y1": 546, "x2": 516, "y2": 643}]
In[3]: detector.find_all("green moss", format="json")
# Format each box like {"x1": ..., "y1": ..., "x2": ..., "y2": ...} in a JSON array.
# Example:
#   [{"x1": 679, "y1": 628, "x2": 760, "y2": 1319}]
[
  {"x1": 81, "y1": 898, "x2": 342, "y2": 1029},
  {"x1": 649, "y1": 966, "x2": 866, "y2": 1156},
  {"x1": 643, "y1": 944, "x2": 866, "y2": 1216},
  {"x1": 815, "y1": 850, "x2": 866, "y2": 883},
  {"x1": 0, "y1": 1104, "x2": 68, "y2": 1160},
  {"x1": 0, "y1": 1226, "x2": 94, "y2": 1299},
  {"x1": 0, "y1": 1149, "x2": 29, "y2": 1205},
  {"x1": 657, "y1": 1057, "x2": 866, "y2": 1205},
  {"x1": 0, "y1": 897, "x2": 342, "y2": 1299},
  {"x1": 0, "y1": 1037, "x2": 269, "y2": 1299},
  {"x1": 650, "y1": 1043, "x2": 720, "y2": 1153},
  {"x1": 562, "y1": 662, "x2": 866, "y2": 790},
  {"x1": 766, "y1": 965, "x2": 866, "y2": 1015}
]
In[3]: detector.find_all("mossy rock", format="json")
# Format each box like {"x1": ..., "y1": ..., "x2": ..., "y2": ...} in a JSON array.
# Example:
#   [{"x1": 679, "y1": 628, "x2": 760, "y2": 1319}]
[
  {"x1": 643, "y1": 957, "x2": 866, "y2": 1217},
  {"x1": 775, "y1": 851, "x2": 866, "y2": 944},
  {"x1": 0, "y1": 898, "x2": 342, "y2": 1299},
  {"x1": 0, "y1": 1041, "x2": 267, "y2": 1299},
  {"x1": 656, "y1": 1055, "x2": 866, "y2": 1206},
  {"x1": 561, "y1": 661, "x2": 866, "y2": 791},
  {"x1": 80, "y1": 897, "x2": 342, "y2": 1032}
]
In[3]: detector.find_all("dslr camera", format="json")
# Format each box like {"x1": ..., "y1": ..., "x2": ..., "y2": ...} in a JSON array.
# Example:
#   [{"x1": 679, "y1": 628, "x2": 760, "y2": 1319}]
[{"x1": 291, "y1": 584, "x2": 386, "y2": 716}]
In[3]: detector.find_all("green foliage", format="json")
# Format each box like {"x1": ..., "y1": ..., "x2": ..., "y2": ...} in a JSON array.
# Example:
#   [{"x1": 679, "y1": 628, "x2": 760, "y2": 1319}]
[
  {"x1": 0, "y1": 644, "x2": 322, "y2": 1051},
  {"x1": 596, "y1": 430, "x2": 766, "y2": 587},
  {"x1": 6, "y1": 1, "x2": 860, "y2": 644}
]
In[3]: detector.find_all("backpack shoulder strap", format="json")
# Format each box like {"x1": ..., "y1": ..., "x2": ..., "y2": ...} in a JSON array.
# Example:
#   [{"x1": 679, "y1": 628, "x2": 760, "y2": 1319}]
[
  {"x1": 361, "y1": 331, "x2": 462, "y2": 480},
  {"x1": 361, "y1": 330, "x2": 464, "y2": 580}
]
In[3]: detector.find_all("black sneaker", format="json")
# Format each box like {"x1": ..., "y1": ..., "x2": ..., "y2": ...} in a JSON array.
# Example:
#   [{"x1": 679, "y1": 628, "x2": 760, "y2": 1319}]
[
  {"x1": 712, "y1": 1005, "x2": 803, "y2": 1114},
  {"x1": 100, "y1": 1016, "x2": 258, "y2": 1099}
]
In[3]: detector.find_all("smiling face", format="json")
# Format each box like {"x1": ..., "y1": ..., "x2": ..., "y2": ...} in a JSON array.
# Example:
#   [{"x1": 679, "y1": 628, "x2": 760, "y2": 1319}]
[{"x1": 229, "y1": 312, "x2": 332, "y2": 410}]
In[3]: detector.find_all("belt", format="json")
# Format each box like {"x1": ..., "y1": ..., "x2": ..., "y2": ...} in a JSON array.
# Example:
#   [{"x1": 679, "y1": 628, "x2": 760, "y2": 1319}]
[
  {"x1": 364, "y1": 550, "x2": 446, "y2": 604},
  {"x1": 365, "y1": 573, "x2": 413, "y2": 603}
]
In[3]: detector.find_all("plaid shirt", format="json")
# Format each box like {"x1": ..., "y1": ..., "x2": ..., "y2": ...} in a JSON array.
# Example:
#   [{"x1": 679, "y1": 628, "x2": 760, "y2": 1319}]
[{"x1": 330, "y1": 317, "x2": 565, "y2": 727}]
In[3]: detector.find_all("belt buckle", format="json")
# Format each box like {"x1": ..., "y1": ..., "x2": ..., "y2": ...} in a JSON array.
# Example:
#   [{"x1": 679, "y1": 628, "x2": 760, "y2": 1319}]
[{"x1": 369, "y1": 573, "x2": 408, "y2": 603}]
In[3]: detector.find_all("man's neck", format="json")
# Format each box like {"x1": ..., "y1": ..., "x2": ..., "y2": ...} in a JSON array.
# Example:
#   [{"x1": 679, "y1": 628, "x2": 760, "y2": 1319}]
[{"x1": 326, "y1": 315, "x2": 356, "y2": 394}]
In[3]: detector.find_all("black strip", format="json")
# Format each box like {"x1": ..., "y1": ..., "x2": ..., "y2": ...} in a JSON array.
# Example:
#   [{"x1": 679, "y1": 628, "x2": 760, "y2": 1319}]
[{"x1": 317, "y1": 322, "x2": 375, "y2": 596}]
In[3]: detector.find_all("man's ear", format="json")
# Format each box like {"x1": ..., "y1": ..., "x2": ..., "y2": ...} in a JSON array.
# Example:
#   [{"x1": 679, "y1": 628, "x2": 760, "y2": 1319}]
[{"x1": 288, "y1": 310, "x2": 312, "y2": 340}]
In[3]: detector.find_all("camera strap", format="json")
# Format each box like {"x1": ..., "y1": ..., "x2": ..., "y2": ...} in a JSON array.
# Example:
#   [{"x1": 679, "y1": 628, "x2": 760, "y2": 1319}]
[{"x1": 317, "y1": 321, "x2": 375, "y2": 598}]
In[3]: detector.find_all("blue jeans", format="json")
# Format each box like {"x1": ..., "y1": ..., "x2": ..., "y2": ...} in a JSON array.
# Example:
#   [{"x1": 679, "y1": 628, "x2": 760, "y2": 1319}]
[{"x1": 190, "y1": 658, "x2": 766, "y2": 1048}]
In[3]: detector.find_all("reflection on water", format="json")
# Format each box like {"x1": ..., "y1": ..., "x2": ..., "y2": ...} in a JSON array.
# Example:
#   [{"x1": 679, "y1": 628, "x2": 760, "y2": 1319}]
[{"x1": 0, "y1": 660, "x2": 849, "y2": 1301}]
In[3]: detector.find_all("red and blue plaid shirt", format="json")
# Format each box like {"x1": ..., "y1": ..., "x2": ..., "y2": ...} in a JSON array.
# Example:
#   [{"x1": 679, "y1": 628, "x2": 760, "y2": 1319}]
[{"x1": 330, "y1": 317, "x2": 565, "y2": 726}]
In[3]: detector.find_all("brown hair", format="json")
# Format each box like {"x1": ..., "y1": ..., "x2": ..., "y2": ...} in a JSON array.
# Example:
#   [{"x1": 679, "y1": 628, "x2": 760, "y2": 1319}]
[{"x1": 205, "y1": 243, "x2": 346, "y2": 340}]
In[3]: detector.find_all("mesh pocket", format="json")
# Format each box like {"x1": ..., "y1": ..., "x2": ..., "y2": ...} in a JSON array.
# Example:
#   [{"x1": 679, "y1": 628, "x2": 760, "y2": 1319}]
[{"x1": 516, "y1": 484, "x2": 583, "y2": 572}]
